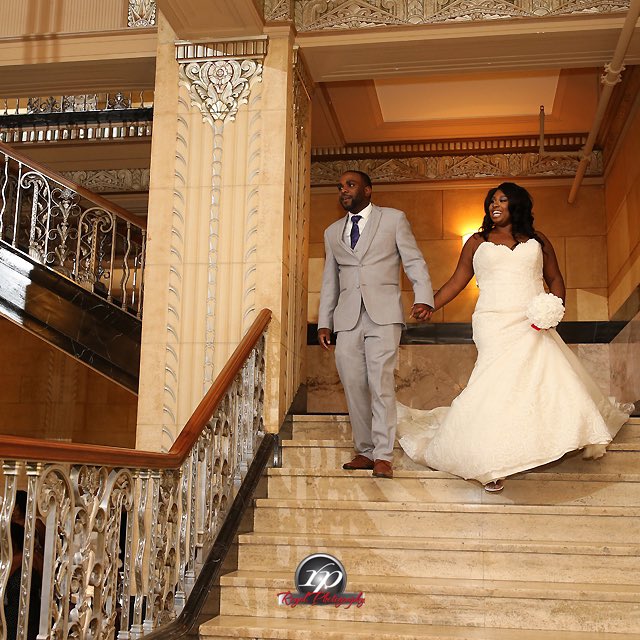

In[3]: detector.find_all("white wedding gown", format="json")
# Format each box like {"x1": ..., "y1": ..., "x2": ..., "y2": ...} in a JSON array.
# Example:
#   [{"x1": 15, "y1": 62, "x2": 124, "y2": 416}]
[{"x1": 397, "y1": 238, "x2": 631, "y2": 485}]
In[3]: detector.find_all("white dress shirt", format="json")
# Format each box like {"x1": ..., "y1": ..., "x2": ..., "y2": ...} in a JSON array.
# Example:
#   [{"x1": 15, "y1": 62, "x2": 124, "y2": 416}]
[{"x1": 343, "y1": 203, "x2": 373, "y2": 247}]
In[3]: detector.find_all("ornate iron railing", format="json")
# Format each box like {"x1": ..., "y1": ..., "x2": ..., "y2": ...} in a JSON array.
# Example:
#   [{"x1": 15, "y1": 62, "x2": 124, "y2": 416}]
[
  {"x1": 2, "y1": 92, "x2": 153, "y2": 116},
  {"x1": 0, "y1": 93, "x2": 154, "y2": 145},
  {"x1": 0, "y1": 142, "x2": 147, "y2": 318},
  {"x1": 0, "y1": 308, "x2": 271, "y2": 640}
]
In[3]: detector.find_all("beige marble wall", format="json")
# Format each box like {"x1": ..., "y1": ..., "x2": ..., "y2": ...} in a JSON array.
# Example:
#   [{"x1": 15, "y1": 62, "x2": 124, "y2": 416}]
[
  {"x1": 611, "y1": 309, "x2": 640, "y2": 409},
  {"x1": 307, "y1": 343, "x2": 612, "y2": 413},
  {"x1": 0, "y1": 317, "x2": 137, "y2": 446},
  {"x1": 309, "y1": 182, "x2": 609, "y2": 324},
  {"x1": 605, "y1": 102, "x2": 640, "y2": 318}
]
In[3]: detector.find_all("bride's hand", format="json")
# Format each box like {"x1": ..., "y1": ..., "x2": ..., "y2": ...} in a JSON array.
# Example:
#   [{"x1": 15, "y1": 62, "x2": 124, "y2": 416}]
[{"x1": 411, "y1": 303, "x2": 433, "y2": 321}]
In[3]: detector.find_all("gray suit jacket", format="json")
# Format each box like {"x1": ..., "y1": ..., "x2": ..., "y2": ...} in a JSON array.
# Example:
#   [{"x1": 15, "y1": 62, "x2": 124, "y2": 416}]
[{"x1": 318, "y1": 204, "x2": 433, "y2": 332}]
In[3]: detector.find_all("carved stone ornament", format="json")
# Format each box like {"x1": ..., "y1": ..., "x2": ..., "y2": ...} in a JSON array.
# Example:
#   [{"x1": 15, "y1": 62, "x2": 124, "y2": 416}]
[
  {"x1": 265, "y1": 0, "x2": 294, "y2": 20},
  {"x1": 179, "y1": 59, "x2": 263, "y2": 125},
  {"x1": 310, "y1": 151, "x2": 604, "y2": 184},
  {"x1": 294, "y1": 0, "x2": 629, "y2": 30},
  {"x1": 128, "y1": 0, "x2": 156, "y2": 27},
  {"x1": 60, "y1": 169, "x2": 150, "y2": 192}
]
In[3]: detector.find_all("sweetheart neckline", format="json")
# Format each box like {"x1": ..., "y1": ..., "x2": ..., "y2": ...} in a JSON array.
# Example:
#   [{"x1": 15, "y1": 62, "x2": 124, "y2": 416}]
[{"x1": 478, "y1": 238, "x2": 536, "y2": 252}]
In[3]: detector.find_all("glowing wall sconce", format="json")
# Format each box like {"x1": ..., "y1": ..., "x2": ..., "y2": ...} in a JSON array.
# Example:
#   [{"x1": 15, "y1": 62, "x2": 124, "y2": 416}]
[{"x1": 462, "y1": 232, "x2": 475, "y2": 247}]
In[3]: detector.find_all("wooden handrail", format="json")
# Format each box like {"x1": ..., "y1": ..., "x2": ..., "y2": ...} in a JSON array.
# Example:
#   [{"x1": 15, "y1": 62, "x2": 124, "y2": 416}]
[
  {"x1": 0, "y1": 140, "x2": 147, "y2": 230},
  {"x1": 0, "y1": 308, "x2": 272, "y2": 467}
]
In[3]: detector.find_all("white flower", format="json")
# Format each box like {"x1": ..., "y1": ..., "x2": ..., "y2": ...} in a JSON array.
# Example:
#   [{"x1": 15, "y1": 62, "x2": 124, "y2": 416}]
[{"x1": 526, "y1": 292, "x2": 565, "y2": 330}]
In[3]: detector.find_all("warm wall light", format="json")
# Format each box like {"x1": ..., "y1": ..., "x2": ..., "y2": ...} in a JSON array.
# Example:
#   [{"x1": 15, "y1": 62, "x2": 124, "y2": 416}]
[{"x1": 462, "y1": 232, "x2": 475, "y2": 247}]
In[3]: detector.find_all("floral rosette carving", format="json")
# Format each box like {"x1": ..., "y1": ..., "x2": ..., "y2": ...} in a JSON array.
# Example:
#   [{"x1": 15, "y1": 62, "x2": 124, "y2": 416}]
[{"x1": 181, "y1": 59, "x2": 262, "y2": 125}]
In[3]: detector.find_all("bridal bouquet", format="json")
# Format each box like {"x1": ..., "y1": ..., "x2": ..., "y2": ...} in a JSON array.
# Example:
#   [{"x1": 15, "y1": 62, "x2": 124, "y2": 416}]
[{"x1": 526, "y1": 292, "x2": 565, "y2": 331}]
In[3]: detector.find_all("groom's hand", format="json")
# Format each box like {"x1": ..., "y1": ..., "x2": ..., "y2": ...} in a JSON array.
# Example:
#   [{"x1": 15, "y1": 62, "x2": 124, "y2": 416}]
[
  {"x1": 411, "y1": 303, "x2": 433, "y2": 321},
  {"x1": 318, "y1": 328, "x2": 332, "y2": 350}
]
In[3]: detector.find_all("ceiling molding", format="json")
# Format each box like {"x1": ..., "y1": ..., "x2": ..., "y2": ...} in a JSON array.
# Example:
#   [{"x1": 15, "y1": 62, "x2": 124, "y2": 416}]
[
  {"x1": 311, "y1": 151, "x2": 603, "y2": 185},
  {"x1": 312, "y1": 134, "x2": 589, "y2": 160},
  {"x1": 296, "y1": 17, "x2": 640, "y2": 81}
]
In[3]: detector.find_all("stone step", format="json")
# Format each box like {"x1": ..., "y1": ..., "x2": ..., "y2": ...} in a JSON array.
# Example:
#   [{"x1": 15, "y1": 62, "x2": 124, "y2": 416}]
[
  {"x1": 267, "y1": 468, "x2": 640, "y2": 506},
  {"x1": 200, "y1": 615, "x2": 640, "y2": 640},
  {"x1": 217, "y1": 571, "x2": 640, "y2": 633},
  {"x1": 280, "y1": 440, "x2": 640, "y2": 473},
  {"x1": 290, "y1": 416, "x2": 640, "y2": 442},
  {"x1": 237, "y1": 532, "x2": 640, "y2": 584},
  {"x1": 252, "y1": 499, "x2": 640, "y2": 543}
]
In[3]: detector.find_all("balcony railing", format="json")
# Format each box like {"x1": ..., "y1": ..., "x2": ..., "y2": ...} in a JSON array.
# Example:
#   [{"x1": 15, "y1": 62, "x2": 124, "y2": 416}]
[
  {"x1": 0, "y1": 141, "x2": 147, "y2": 318},
  {"x1": 0, "y1": 93, "x2": 154, "y2": 145},
  {"x1": 0, "y1": 308, "x2": 272, "y2": 640}
]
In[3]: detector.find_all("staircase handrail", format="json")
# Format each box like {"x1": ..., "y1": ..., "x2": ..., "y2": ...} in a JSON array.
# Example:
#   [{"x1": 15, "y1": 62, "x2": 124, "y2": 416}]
[
  {"x1": 0, "y1": 308, "x2": 271, "y2": 466},
  {"x1": 0, "y1": 308, "x2": 273, "y2": 640},
  {"x1": 0, "y1": 140, "x2": 146, "y2": 230},
  {"x1": 0, "y1": 140, "x2": 148, "y2": 317}
]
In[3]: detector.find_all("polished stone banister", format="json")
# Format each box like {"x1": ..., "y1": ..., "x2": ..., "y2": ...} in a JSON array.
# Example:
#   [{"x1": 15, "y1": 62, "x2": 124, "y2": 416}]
[{"x1": 0, "y1": 308, "x2": 272, "y2": 640}]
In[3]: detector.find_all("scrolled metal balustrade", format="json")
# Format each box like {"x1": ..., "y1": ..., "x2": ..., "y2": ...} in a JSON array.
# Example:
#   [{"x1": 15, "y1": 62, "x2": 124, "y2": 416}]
[
  {"x1": 0, "y1": 308, "x2": 272, "y2": 640},
  {"x1": 0, "y1": 92, "x2": 154, "y2": 145},
  {"x1": 0, "y1": 141, "x2": 147, "y2": 318}
]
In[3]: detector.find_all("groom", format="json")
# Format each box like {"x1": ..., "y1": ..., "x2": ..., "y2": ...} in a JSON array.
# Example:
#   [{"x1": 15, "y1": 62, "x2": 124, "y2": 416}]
[{"x1": 318, "y1": 170, "x2": 433, "y2": 478}]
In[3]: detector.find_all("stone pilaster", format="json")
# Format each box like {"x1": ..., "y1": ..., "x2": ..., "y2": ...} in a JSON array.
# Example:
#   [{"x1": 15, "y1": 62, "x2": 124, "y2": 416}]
[{"x1": 137, "y1": 17, "x2": 304, "y2": 449}]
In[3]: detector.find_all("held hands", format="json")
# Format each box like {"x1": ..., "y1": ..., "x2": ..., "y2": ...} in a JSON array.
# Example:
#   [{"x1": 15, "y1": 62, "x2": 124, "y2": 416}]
[
  {"x1": 318, "y1": 328, "x2": 332, "y2": 350},
  {"x1": 411, "y1": 303, "x2": 433, "y2": 322}
]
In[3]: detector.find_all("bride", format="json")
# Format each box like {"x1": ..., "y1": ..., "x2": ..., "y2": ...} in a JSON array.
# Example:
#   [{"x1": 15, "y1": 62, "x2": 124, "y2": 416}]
[{"x1": 398, "y1": 182, "x2": 631, "y2": 492}]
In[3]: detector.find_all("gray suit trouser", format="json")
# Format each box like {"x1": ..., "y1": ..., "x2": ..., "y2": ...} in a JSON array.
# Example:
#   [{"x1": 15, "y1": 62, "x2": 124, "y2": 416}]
[{"x1": 335, "y1": 305, "x2": 402, "y2": 462}]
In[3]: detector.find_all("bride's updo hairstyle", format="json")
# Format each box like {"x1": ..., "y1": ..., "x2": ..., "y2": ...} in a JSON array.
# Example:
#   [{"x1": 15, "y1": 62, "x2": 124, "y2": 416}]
[{"x1": 480, "y1": 182, "x2": 544, "y2": 245}]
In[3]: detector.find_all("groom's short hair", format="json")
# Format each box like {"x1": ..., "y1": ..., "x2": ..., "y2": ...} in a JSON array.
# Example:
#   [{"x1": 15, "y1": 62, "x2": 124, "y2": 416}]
[{"x1": 346, "y1": 170, "x2": 372, "y2": 188}]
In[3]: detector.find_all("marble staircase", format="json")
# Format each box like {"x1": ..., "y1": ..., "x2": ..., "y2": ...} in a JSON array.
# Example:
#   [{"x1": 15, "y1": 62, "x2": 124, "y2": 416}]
[{"x1": 200, "y1": 415, "x2": 640, "y2": 639}]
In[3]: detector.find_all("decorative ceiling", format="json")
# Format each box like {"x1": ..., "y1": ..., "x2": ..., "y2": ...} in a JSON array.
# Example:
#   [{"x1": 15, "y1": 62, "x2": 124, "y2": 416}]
[
  {"x1": 311, "y1": 68, "x2": 600, "y2": 148},
  {"x1": 296, "y1": 10, "x2": 640, "y2": 154}
]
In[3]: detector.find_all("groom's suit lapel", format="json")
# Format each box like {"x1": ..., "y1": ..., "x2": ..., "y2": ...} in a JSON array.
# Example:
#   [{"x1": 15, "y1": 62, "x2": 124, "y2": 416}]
[
  {"x1": 335, "y1": 214, "x2": 351, "y2": 251},
  {"x1": 353, "y1": 205, "x2": 382, "y2": 258}
]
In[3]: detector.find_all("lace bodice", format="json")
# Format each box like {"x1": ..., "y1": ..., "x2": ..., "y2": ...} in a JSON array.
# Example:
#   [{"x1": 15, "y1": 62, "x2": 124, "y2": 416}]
[{"x1": 473, "y1": 238, "x2": 545, "y2": 313}]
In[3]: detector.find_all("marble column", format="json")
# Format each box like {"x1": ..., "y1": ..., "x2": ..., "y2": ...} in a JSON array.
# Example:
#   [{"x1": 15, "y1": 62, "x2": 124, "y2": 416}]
[{"x1": 137, "y1": 17, "x2": 309, "y2": 450}]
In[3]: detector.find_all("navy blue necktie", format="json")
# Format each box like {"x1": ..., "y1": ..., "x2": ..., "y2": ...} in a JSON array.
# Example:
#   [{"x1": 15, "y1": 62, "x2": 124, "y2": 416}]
[{"x1": 350, "y1": 214, "x2": 362, "y2": 249}]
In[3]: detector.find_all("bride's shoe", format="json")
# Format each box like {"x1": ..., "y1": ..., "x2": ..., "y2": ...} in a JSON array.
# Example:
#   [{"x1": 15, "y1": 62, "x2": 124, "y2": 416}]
[{"x1": 484, "y1": 479, "x2": 504, "y2": 492}]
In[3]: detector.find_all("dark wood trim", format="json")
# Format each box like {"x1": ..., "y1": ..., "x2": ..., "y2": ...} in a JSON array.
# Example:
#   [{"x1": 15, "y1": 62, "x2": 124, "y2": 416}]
[
  {"x1": 0, "y1": 308, "x2": 272, "y2": 467},
  {"x1": 0, "y1": 140, "x2": 147, "y2": 229}
]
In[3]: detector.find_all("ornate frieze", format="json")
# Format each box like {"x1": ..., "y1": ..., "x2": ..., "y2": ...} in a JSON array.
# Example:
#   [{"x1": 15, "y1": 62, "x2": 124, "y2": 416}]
[
  {"x1": 293, "y1": 0, "x2": 629, "y2": 30},
  {"x1": 128, "y1": 0, "x2": 156, "y2": 27},
  {"x1": 60, "y1": 169, "x2": 150, "y2": 193},
  {"x1": 310, "y1": 151, "x2": 603, "y2": 184},
  {"x1": 265, "y1": 0, "x2": 294, "y2": 21},
  {"x1": 176, "y1": 40, "x2": 267, "y2": 126}
]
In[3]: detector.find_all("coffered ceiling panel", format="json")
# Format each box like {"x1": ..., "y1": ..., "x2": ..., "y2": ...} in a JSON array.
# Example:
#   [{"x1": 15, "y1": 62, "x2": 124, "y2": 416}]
[
  {"x1": 374, "y1": 71, "x2": 561, "y2": 121},
  {"x1": 311, "y1": 68, "x2": 599, "y2": 147},
  {"x1": 301, "y1": 15, "x2": 640, "y2": 150}
]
